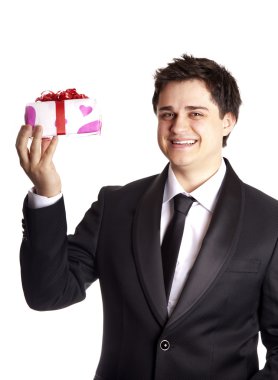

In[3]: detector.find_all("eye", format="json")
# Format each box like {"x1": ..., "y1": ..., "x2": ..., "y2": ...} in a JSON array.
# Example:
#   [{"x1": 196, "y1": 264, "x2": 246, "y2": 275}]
[
  {"x1": 159, "y1": 112, "x2": 175, "y2": 120},
  {"x1": 190, "y1": 112, "x2": 203, "y2": 119}
]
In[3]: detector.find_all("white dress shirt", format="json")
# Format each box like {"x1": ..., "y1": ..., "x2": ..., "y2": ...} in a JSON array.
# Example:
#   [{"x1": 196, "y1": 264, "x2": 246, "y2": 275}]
[
  {"x1": 28, "y1": 160, "x2": 226, "y2": 315},
  {"x1": 161, "y1": 160, "x2": 226, "y2": 315}
]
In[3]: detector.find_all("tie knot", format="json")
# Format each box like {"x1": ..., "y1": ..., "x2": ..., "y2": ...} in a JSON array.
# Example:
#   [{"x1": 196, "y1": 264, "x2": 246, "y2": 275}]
[{"x1": 173, "y1": 194, "x2": 195, "y2": 215}]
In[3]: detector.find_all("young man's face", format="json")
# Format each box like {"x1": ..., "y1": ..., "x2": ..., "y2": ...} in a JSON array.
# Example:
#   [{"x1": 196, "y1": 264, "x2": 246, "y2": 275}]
[{"x1": 156, "y1": 79, "x2": 235, "y2": 179}]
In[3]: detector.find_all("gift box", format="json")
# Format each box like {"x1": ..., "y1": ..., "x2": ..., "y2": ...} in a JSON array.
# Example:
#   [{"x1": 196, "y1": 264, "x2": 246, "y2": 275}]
[{"x1": 24, "y1": 89, "x2": 102, "y2": 137}]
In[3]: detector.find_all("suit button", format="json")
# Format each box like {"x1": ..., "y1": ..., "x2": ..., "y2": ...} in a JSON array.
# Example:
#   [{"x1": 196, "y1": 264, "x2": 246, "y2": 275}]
[{"x1": 160, "y1": 339, "x2": 170, "y2": 351}]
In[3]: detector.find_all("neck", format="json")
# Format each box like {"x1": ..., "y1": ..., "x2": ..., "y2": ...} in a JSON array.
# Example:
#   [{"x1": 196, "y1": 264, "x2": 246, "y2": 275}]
[{"x1": 171, "y1": 159, "x2": 222, "y2": 193}]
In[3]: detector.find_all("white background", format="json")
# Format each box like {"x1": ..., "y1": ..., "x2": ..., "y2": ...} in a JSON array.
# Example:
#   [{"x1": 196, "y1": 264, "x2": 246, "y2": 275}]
[{"x1": 1, "y1": 0, "x2": 278, "y2": 378}]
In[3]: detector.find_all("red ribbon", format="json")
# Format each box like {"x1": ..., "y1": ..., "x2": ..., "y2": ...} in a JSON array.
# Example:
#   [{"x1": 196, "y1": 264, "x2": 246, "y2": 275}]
[
  {"x1": 55, "y1": 101, "x2": 66, "y2": 135},
  {"x1": 35, "y1": 88, "x2": 88, "y2": 102}
]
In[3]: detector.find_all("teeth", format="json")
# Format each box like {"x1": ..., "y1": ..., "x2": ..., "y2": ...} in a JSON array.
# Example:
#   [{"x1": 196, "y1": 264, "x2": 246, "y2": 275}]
[{"x1": 173, "y1": 140, "x2": 196, "y2": 145}]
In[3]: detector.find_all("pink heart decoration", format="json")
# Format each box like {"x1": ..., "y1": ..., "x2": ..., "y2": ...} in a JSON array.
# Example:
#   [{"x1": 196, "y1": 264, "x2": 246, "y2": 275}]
[
  {"x1": 78, "y1": 120, "x2": 102, "y2": 134},
  {"x1": 25, "y1": 106, "x2": 36, "y2": 127},
  {"x1": 79, "y1": 105, "x2": 93, "y2": 116}
]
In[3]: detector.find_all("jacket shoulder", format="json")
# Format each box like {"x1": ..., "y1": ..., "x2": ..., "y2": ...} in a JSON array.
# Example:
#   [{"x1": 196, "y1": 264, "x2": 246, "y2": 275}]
[
  {"x1": 244, "y1": 182, "x2": 278, "y2": 204},
  {"x1": 243, "y1": 182, "x2": 278, "y2": 218},
  {"x1": 225, "y1": 158, "x2": 278, "y2": 211},
  {"x1": 98, "y1": 173, "x2": 161, "y2": 205}
]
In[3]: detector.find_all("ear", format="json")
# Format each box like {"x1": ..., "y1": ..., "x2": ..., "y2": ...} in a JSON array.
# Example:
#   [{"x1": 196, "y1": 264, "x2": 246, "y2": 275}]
[{"x1": 222, "y1": 112, "x2": 236, "y2": 137}]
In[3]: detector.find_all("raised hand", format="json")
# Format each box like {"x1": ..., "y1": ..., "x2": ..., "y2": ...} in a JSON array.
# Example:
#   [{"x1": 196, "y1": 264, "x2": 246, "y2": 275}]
[{"x1": 16, "y1": 125, "x2": 62, "y2": 197}]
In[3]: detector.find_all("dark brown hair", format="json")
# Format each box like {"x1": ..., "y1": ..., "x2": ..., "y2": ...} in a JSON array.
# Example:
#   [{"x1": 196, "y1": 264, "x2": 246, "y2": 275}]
[{"x1": 152, "y1": 54, "x2": 242, "y2": 146}]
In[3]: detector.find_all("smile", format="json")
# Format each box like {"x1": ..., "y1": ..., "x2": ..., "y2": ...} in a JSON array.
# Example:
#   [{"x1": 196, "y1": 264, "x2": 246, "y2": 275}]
[{"x1": 171, "y1": 139, "x2": 197, "y2": 145}]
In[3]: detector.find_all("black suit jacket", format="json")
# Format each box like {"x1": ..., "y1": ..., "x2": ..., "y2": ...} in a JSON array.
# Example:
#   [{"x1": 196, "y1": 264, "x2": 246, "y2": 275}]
[{"x1": 20, "y1": 159, "x2": 278, "y2": 380}]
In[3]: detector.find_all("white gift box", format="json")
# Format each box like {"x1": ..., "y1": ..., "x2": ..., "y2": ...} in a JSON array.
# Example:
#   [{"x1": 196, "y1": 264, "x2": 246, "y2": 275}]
[{"x1": 25, "y1": 98, "x2": 102, "y2": 137}]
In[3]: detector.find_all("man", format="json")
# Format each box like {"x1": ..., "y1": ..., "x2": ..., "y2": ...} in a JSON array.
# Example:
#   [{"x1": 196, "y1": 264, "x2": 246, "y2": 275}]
[{"x1": 16, "y1": 54, "x2": 278, "y2": 379}]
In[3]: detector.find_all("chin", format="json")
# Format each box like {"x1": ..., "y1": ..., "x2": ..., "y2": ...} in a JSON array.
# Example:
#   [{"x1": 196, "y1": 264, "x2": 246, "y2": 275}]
[{"x1": 170, "y1": 160, "x2": 195, "y2": 171}]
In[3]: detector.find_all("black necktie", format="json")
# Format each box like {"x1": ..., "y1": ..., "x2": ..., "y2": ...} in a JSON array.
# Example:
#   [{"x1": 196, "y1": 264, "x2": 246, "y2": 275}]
[{"x1": 161, "y1": 194, "x2": 195, "y2": 300}]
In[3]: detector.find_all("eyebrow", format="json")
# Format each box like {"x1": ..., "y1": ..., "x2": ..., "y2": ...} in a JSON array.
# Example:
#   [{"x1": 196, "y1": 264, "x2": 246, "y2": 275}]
[{"x1": 158, "y1": 105, "x2": 209, "y2": 112}]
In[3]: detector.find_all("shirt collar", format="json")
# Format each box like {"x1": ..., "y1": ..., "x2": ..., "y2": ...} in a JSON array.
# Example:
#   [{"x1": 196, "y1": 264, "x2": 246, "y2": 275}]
[{"x1": 163, "y1": 159, "x2": 226, "y2": 212}]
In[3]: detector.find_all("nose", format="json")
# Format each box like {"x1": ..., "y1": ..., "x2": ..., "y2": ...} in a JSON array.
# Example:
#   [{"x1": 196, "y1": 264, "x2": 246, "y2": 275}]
[{"x1": 171, "y1": 114, "x2": 192, "y2": 134}]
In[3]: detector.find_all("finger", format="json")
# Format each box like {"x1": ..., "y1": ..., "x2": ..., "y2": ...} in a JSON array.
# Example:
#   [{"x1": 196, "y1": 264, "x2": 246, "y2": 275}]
[
  {"x1": 41, "y1": 138, "x2": 52, "y2": 155},
  {"x1": 43, "y1": 136, "x2": 59, "y2": 164},
  {"x1": 29, "y1": 125, "x2": 43, "y2": 165},
  {"x1": 15, "y1": 125, "x2": 33, "y2": 169}
]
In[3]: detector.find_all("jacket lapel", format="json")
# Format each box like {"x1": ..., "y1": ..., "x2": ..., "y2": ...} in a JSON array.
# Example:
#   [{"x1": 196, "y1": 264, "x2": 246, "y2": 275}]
[
  {"x1": 132, "y1": 165, "x2": 169, "y2": 327},
  {"x1": 166, "y1": 159, "x2": 245, "y2": 329}
]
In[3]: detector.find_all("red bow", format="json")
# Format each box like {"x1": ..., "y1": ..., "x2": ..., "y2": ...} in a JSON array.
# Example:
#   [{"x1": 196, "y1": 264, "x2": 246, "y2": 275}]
[{"x1": 36, "y1": 88, "x2": 88, "y2": 102}]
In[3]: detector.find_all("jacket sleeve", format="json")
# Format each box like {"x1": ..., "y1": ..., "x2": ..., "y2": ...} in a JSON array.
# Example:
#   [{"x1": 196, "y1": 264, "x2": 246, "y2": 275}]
[
  {"x1": 20, "y1": 187, "x2": 107, "y2": 311},
  {"x1": 251, "y1": 240, "x2": 278, "y2": 379}
]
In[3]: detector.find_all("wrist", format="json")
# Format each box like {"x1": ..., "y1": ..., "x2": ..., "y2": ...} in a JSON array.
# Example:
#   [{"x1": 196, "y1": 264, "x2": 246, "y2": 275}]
[{"x1": 34, "y1": 186, "x2": 62, "y2": 198}]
